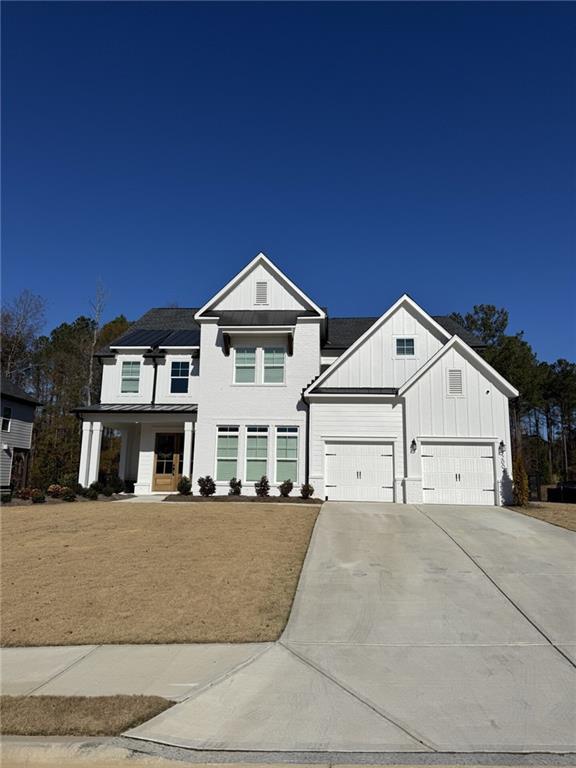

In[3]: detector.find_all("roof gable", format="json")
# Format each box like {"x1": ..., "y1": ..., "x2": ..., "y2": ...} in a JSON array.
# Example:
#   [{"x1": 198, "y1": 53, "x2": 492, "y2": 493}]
[{"x1": 194, "y1": 253, "x2": 325, "y2": 319}]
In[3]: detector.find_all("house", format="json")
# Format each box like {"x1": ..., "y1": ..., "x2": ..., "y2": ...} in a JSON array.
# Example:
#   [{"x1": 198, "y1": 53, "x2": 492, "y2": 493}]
[
  {"x1": 75, "y1": 253, "x2": 518, "y2": 505},
  {"x1": 1, "y1": 376, "x2": 41, "y2": 491}
]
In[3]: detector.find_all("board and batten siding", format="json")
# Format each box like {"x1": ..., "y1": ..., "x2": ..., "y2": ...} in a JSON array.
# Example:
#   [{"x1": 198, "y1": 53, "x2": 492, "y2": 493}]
[
  {"x1": 213, "y1": 262, "x2": 304, "y2": 311},
  {"x1": 309, "y1": 399, "x2": 404, "y2": 499},
  {"x1": 319, "y1": 305, "x2": 445, "y2": 390},
  {"x1": 404, "y1": 345, "x2": 513, "y2": 504}
]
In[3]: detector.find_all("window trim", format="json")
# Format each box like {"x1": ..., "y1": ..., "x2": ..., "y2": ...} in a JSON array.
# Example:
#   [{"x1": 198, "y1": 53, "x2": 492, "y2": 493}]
[
  {"x1": 245, "y1": 425, "x2": 269, "y2": 483},
  {"x1": 2, "y1": 406, "x2": 12, "y2": 432},
  {"x1": 120, "y1": 360, "x2": 141, "y2": 394},
  {"x1": 395, "y1": 337, "x2": 415, "y2": 357},
  {"x1": 170, "y1": 360, "x2": 190, "y2": 394},
  {"x1": 216, "y1": 425, "x2": 240, "y2": 482},
  {"x1": 234, "y1": 347, "x2": 257, "y2": 385},
  {"x1": 263, "y1": 346, "x2": 286, "y2": 385},
  {"x1": 275, "y1": 426, "x2": 299, "y2": 484}
]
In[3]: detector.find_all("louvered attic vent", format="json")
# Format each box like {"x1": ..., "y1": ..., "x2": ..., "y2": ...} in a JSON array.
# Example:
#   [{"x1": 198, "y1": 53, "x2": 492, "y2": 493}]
[
  {"x1": 447, "y1": 369, "x2": 463, "y2": 396},
  {"x1": 255, "y1": 281, "x2": 268, "y2": 305}
]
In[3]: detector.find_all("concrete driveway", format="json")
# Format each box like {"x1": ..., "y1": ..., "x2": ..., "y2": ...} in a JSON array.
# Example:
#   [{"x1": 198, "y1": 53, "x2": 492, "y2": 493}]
[{"x1": 129, "y1": 503, "x2": 576, "y2": 752}]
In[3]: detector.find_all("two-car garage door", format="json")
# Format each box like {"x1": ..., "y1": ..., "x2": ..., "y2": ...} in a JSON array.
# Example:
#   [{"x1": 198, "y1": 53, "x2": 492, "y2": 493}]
[
  {"x1": 325, "y1": 442, "x2": 395, "y2": 502},
  {"x1": 421, "y1": 442, "x2": 496, "y2": 505}
]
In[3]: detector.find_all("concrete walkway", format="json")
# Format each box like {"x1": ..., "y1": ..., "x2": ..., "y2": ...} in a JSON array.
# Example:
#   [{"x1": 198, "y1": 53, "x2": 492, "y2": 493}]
[
  {"x1": 3, "y1": 503, "x2": 575, "y2": 753},
  {"x1": 127, "y1": 503, "x2": 576, "y2": 753}
]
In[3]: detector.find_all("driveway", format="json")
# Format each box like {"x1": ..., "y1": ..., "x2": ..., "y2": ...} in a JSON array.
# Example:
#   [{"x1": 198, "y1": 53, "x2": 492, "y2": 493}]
[{"x1": 128, "y1": 503, "x2": 576, "y2": 752}]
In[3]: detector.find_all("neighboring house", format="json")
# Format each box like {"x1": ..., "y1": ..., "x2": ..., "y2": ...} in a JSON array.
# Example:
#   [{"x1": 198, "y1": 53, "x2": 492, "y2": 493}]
[
  {"x1": 1, "y1": 377, "x2": 41, "y2": 491},
  {"x1": 75, "y1": 253, "x2": 518, "y2": 505}
]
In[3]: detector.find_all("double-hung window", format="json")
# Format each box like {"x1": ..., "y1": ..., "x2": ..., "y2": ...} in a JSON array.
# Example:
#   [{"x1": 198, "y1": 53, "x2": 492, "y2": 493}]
[
  {"x1": 170, "y1": 361, "x2": 189, "y2": 393},
  {"x1": 246, "y1": 426, "x2": 268, "y2": 481},
  {"x1": 1, "y1": 407, "x2": 12, "y2": 432},
  {"x1": 396, "y1": 338, "x2": 415, "y2": 356},
  {"x1": 235, "y1": 348, "x2": 256, "y2": 383},
  {"x1": 216, "y1": 426, "x2": 239, "y2": 481},
  {"x1": 263, "y1": 348, "x2": 285, "y2": 384},
  {"x1": 276, "y1": 427, "x2": 298, "y2": 482},
  {"x1": 121, "y1": 361, "x2": 141, "y2": 393}
]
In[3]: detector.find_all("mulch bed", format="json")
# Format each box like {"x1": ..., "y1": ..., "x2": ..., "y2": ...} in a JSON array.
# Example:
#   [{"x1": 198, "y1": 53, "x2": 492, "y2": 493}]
[
  {"x1": 2, "y1": 494, "x2": 125, "y2": 507},
  {"x1": 164, "y1": 494, "x2": 322, "y2": 503}
]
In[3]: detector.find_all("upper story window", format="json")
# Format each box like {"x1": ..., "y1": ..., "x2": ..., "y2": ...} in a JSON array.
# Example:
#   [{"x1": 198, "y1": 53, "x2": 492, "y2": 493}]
[
  {"x1": 396, "y1": 338, "x2": 415, "y2": 356},
  {"x1": 235, "y1": 348, "x2": 256, "y2": 383},
  {"x1": 121, "y1": 361, "x2": 141, "y2": 394},
  {"x1": 170, "y1": 361, "x2": 189, "y2": 394},
  {"x1": 263, "y1": 348, "x2": 285, "y2": 384},
  {"x1": 246, "y1": 426, "x2": 268, "y2": 482},
  {"x1": 2, "y1": 407, "x2": 12, "y2": 432},
  {"x1": 447, "y1": 368, "x2": 464, "y2": 396},
  {"x1": 216, "y1": 426, "x2": 239, "y2": 481},
  {"x1": 276, "y1": 426, "x2": 298, "y2": 482},
  {"x1": 255, "y1": 281, "x2": 268, "y2": 305}
]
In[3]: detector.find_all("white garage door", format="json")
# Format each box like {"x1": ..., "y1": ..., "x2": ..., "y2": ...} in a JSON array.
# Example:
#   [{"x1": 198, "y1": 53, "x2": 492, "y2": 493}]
[
  {"x1": 325, "y1": 442, "x2": 395, "y2": 502},
  {"x1": 421, "y1": 442, "x2": 496, "y2": 505}
]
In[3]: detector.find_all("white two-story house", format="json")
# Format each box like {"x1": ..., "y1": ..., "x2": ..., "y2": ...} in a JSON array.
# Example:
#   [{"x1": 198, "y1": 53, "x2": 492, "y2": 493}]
[{"x1": 75, "y1": 253, "x2": 518, "y2": 505}]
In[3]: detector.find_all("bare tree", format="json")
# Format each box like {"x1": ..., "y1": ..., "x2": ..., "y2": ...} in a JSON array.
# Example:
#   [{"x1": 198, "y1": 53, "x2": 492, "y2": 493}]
[
  {"x1": 85, "y1": 281, "x2": 107, "y2": 406},
  {"x1": 1, "y1": 290, "x2": 46, "y2": 385}
]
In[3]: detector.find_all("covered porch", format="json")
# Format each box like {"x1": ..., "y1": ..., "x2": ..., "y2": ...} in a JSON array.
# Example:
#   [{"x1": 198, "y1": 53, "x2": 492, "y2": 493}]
[{"x1": 75, "y1": 404, "x2": 197, "y2": 494}]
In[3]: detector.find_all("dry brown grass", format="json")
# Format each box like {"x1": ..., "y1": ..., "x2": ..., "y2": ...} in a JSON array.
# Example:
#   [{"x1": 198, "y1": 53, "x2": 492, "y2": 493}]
[
  {"x1": 0, "y1": 502, "x2": 319, "y2": 646},
  {"x1": 507, "y1": 502, "x2": 576, "y2": 532},
  {"x1": 0, "y1": 695, "x2": 172, "y2": 736}
]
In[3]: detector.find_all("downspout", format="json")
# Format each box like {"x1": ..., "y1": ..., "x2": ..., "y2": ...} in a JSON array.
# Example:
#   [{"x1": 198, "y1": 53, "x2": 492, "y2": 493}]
[
  {"x1": 151, "y1": 357, "x2": 158, "y2": 405},
  {"x1": 302, "y1": 393, "x2": 310, "y2": 485}
]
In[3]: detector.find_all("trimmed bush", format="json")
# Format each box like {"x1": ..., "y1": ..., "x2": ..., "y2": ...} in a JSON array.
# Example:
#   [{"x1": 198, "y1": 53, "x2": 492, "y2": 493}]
[
  {"x1": 124, "y1": 480, "x2": 135, "y2": 494},
  {"x1": 512, "y1": 455, "x2": 529, "y2": 507},
  {"x1": 107, "y1": 475, "x2": 125, "y2": 494},
  {"x1": 255, "y1": 476, "x2": 270, "y2": 497},
  {"x1": 85, "y1": 487, "x2": 99, "y2": 500},
  {"x1": 1, "y1": 492, "x2": 12, "y2": 504},
  {"x1": 47, "y1": 484, "x2": 63, "y2": 498},
  {"x1": 300, "y1": 482, "x2": 314, "y2": 499},
  {"x1": 229, "y1": 477, "x2": 242, "y2": 496},
  {"x1": 177, "y1": 476, "x2": 192, "y2": 495},
  {"x1": 278, "y1": 479, "x2": 293, "y2": 498},
  {"x1": 16, "y1": 487, "x2": 33, "y2": 500},
  {"x1": 102, "y1": 486, "x2": 114, "y2": 497},
  {"x1": 31, "y1": 489, "x2": 46, "y2": 504},
  {"x1": 61, "y1": 487, "x2": 77, "y2": 502},
  {"x1": 89, "y1": 481, "x2": 104, "y2": 494},
  {"x1": 197, "y1": 476, "x2": 216, "y2": 497}
]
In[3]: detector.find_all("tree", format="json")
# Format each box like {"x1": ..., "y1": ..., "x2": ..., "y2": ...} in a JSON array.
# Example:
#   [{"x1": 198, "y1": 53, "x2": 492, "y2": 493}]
[
  {"x1": 0, "y1": 290, "x2": 46, "y2": 386},
  {"x1": 450, "y1": 304, "x2": 509, "y2": 347}
]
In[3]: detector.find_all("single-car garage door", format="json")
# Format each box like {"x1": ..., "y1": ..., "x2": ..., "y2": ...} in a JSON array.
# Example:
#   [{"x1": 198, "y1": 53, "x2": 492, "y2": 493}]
[
  {"x1": 325, "y1": 442, "x2": 395, "y2": 502},
  {"x1": 421, "y1": 442, "x2": 496, "y2": 505}
]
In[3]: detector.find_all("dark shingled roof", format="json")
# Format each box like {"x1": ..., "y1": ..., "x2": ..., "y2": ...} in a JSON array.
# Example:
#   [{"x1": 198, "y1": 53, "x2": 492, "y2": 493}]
[
  {"x1": 314, "y1": 387, "x2": 398, "y2": 395},
  {"x1": 98, "y1": 308, "x2": 201, "y2": 354},
  {"x1": 213, "y1": 310, "x2": 318, "y2": 326},
  {"x1": 322, "y1": 316, "x2": 483, "y2": 350},
  {"x1": 1, "y1": 376, "x2": 42, "y2": 406}
]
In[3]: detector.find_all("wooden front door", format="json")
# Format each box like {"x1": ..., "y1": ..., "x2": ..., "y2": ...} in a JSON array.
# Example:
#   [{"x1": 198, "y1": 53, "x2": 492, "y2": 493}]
[{"x1": 153, "y1": 433, "x2": 183, "y2": 492}]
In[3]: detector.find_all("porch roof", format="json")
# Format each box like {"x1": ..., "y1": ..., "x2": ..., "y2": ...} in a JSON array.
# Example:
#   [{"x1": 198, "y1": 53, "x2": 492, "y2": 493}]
[{"x1": 73, "y1": 403, "x2": 197, "y2": 414}]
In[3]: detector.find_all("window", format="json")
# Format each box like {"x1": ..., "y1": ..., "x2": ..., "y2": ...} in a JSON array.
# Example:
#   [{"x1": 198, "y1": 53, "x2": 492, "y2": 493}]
[
  {"x1": 170, "y1": 361, "x2": 189, "y2": 393},
  {"x1": 276, "y1": 427, "x2": 298, "y2": 482},
  {"x1": 216, "y1": 426, "x2": 239, "y2": 481},
  {"x1": 255, "y1": 281, "x2": 268, "y2": 305},
  {"x1": 121, "y1": 361, "x2": 140, "y2": 393},
  {"x1": 246, "y1": 426, "x2": 268, "y2": 481},
  {"x1": 235, "y1": 348, "x2": 256, "y2": 383},
  {"x1": 396, "y1": 338, "x2": 415, "y2": 356},
  {"x1": 1, "y1": 407, "x2": 12, "y2": 432},
  {"x1": 447, "y1": 369, "x2": 464, "y2": 396},
  {"x1": 263, "y1": 348, "x2": 285, "y2": 383}
]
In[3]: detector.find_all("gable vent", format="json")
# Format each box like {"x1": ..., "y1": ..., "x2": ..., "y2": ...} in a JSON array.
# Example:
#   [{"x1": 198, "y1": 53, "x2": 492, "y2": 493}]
[
  {"x1": 255, "y1": 281, "x2": 268, "y2": 305},
  {"x1": 447, "y1": 369, "x2": 463, "y2": 396}
]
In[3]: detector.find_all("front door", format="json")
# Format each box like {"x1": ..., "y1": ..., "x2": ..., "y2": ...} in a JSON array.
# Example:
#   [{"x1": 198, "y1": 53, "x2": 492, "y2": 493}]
[{"x1": 153, "y1": 433, "x2": 183, "y2": 492}]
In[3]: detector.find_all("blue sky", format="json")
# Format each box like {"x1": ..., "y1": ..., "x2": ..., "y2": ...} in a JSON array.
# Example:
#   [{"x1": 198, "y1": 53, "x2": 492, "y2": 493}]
[{"x1": 2, "y1": 2, "x2": 574, "y2": 361}]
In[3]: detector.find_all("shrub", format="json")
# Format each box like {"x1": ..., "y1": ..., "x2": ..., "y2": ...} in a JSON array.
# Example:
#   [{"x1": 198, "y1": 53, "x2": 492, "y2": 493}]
[
  {"x1": 89, "y1": 481, "x2": 104, "y2": 494},
  {"x1": 31, "y1": 489, "x2": 46, "y2": 504},
  {"x1": 47, "y1": 484, "x2": 63, "y2": 498},
  {"x1": 124, "y1": 480, "x2": 135, "y2": 494},
  {"x1": 59, "y1": 473, "x2": 78, "y2": 490},
  {"x1": 255, "y1": 476, "x2": 270, "y2": 497},
  {"x1": 512, "y1": 455, "x2": 529, "y2": 507},
  {"x1": 1, "y1": 492, "x2": 12, "y2": 504},
  {"x1": 177, "y1": 476, "x2": 192, "y2": 495},
  {"x1": 278, "y1": 479, "x2": 293, "y2": 497},
  {"x1": 85, "y1": 487, "x2": 99, "y2": 500},
  {"x1": 102, "y1": 486, "x2": 114, "y2": 497},
  {"x1": 107, "y1": 475, "x2": 125, "y2": 494},
  {"x1": 229, "y1": 477, "x2": 242, "y2": 496},
  {"x1": 300, "y1": 482, "x2": 314, "y2": 499},
  {"x1": 16, "y1": 487, "x2": 33, "y2": 500},
  {"x1": 197, "y1": 476, "x2": 216, "y2": 497},
  {"x1": 61, "y1": 487, "x2": 76, "y2": 502}
]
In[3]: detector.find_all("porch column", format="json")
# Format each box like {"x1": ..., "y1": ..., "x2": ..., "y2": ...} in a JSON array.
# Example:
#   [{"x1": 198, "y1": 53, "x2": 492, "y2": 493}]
[
  {"x1": 118, "y1": 428, "x2": 128, "y2": 480},
  {"x1": 78, "y1": 421, "x2": 92, "y2": 487},
  {"x1": 87, "y1": 421, "x2": 103, "y2": 486},
  {"x1": 182, "y1": 421, "x2": 194, "y2": 480}
]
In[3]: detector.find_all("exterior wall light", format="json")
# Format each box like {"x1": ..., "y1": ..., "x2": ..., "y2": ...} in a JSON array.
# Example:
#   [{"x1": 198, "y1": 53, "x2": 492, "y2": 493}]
[
  {"x1": 499, "y1": 440, "x2": 506, "y2": 455},
  {"x1": 410, "y1": 439, "x2": 417, "y2": 453}
]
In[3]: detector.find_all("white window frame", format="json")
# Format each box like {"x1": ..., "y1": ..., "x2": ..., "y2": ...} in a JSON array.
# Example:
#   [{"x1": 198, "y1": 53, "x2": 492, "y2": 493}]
[
  {"x1": 120, "y1": 360, "x2": 141, "y2": 394},
  {"x1": 395, "y1": 337, "x2": 415, "y2": 357},
  {"x1": 2, "y1": 406, "x2": 12, "y2": 432},
  {"x1": 234, "y1": 347, "x2": 257, "y2": 385},
  {"x1": 446, "y1": 368, "x2": 465, "y2": 398},
  {"x1": 245, "y1": 425, "x2": 269, "y2": 482},
  {"x1": 170, "y1": 360, "x2": 190, "y2": 394},
  {"x1": 216, "y1": 426, "x2": 240, "y2": 482},
  {"x1": 275, "y1": 426, "x2": 299, "y2": 484},
  {"x1": 263, "y1": 347, "x2": 286, "y2": 385}
]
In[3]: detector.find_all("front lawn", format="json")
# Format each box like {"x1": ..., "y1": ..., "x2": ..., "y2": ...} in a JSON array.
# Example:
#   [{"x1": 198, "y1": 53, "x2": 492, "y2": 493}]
[
  {"x1": 507, "y1": 502, "x2": 576, "y2": 532},
  {"x1": 1, "y1": 502, "x2": 319, "y2": 646}
]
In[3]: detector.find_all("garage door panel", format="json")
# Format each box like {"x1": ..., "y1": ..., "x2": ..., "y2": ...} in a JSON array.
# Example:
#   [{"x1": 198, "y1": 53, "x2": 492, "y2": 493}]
[
  {"x1": 422, "y1": 442, "x2": 496, "y2": 506},
  {"x1": 326, "y1": 442, "x2": 395, "y2": 502}
]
